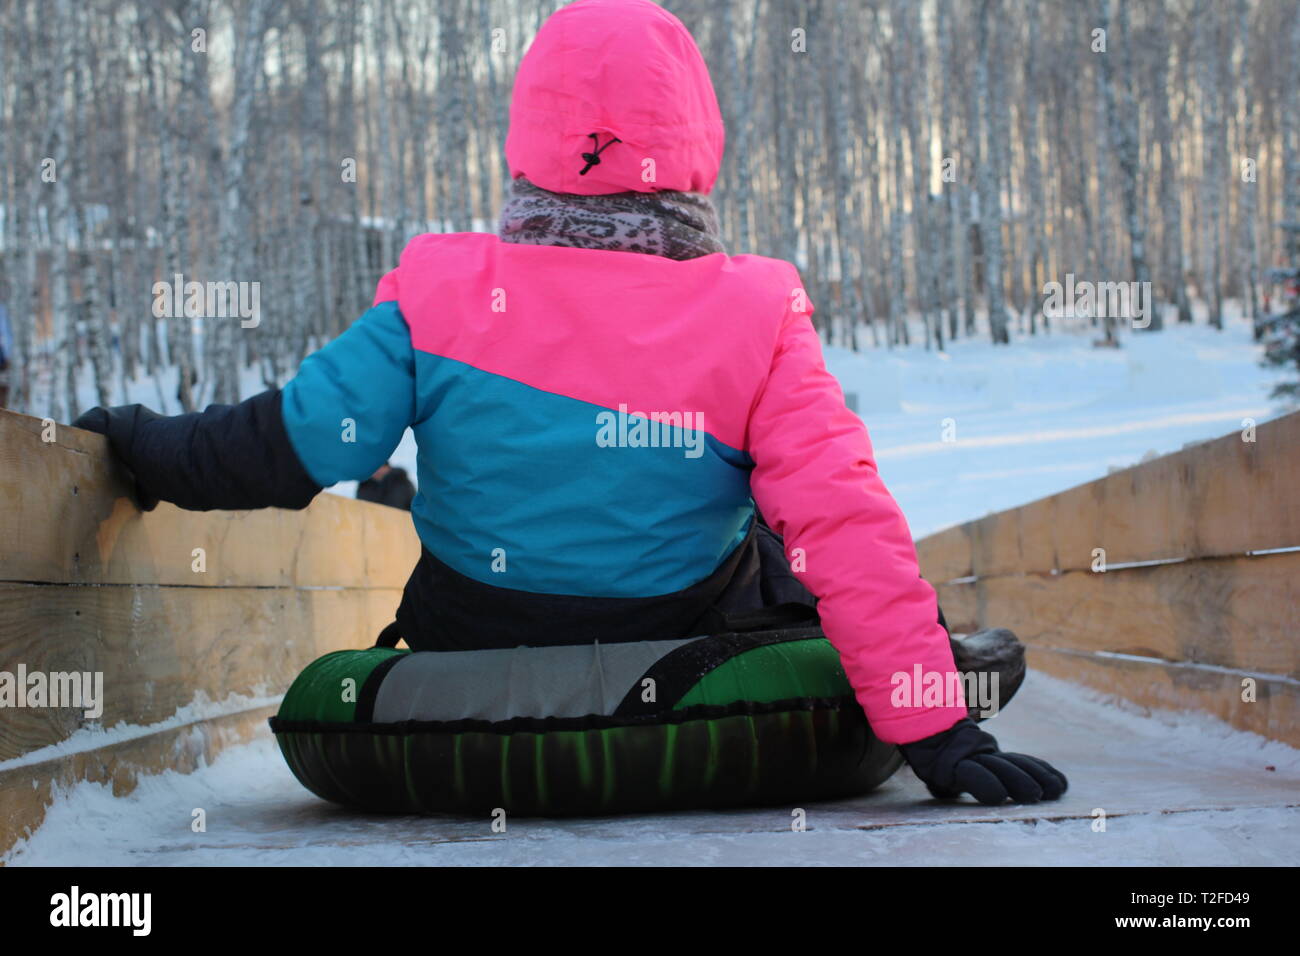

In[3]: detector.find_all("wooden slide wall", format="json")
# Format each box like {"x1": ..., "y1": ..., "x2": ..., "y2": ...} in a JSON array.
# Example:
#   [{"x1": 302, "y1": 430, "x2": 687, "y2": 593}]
[
  {"x1": 0, "y1": 408, "x2": 420, "y2": 854},
  {"x1": 917, "y1": 412, "x2": 1298, "y2": 747},
  {"x1": 0, "y1": 406, "x2": 1295, "y2": 854}
]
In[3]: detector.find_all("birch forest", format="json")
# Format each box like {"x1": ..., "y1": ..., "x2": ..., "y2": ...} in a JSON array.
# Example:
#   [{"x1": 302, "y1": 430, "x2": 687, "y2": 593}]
[{"x1": 1, "y1": 0, "x2": 1298, "y2": 419}]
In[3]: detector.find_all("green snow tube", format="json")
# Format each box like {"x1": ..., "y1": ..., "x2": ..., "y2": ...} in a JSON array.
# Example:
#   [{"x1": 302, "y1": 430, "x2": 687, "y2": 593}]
[{"x1": 269, "y1": 626, "x2": 903, "y2": 815}]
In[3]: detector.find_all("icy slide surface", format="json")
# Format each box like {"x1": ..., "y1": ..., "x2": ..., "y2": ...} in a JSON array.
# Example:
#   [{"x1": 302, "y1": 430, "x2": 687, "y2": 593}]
[{"x1": 7, "y1": 672, "x2": 1297, "y2": 866}]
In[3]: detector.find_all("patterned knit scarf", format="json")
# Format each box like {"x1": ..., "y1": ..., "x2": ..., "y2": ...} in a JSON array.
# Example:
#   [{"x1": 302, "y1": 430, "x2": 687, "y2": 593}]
[{"x1": 498, "y1": 175, "x2": 726, "y2": 261}]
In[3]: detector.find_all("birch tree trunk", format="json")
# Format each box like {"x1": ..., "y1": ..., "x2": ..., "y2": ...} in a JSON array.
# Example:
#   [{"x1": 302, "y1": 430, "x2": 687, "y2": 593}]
[
  {"x1": 767, "y1": 5, "x2": 799, "y2": 268},
  {"x1": 1091, "y1": 0, "x2": 1116, "y2": 342},
  {"x1": 1195, "y1": 0, "x2": 1224, "y2": 330},
  {"x1": 1022, "y1": 5, "x2": 1048, "y2": 335},
  {"x1": 886, "y1": 19, "x2": 909, "y2": 348},
  {"x1": 47, "y1": 0, "x2": 76, "y2": 421},
  {"x1": 1235, "y1": 0, "x2": 1259, "y2": 332},
  {"x1": 213, "y1": 0, "x2": 272, "y2": 404},
  {"x1": 373, "y1": 0, "x2": 398, "y2": 263},
  {"x1": 960, "y1": 15, "x2": 979, "y2": 338},
  {"x1": 829, "y1": 0, "x2": 861, "y2": 343},
  {"x1": 937, "y1": 0, "x2": 962, "y2": 341},
  {"x1": 1152, "y1": 11, "x2": 1193, "y2": 325},
  {"x1": 437, "y1": 0, "x2": 473, "y2": 232},
  {"x1": 976, "y1": 0, "x2": 1008, "y2": 343},
  {"x1": 1100, "y1": 0, "x2": 1155, "y2": 334},
  {"x1": 1285, "y1": 10, "x2": 1300, "y2": 270}
]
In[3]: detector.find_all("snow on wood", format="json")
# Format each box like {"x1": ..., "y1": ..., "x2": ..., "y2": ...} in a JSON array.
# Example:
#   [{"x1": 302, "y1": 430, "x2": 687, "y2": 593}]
[
  {"x1": 6, "y1": 672, "x2": 1296, "y2": 866},
  {"x1": 0, "y1": 406, "x2": 418, "y2": 853}
]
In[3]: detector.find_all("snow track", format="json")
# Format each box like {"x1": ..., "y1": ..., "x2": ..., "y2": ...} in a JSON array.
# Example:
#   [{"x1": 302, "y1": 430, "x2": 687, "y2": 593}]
[{"x1": 7, "y1": 673, "x2": 1296, "y2": 866}]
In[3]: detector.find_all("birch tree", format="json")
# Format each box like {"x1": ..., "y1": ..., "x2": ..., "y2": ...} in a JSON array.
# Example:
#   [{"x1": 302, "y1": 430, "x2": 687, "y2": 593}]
[{"x1": 976, "y1": 0, "x2": 1008, "y2": 343}]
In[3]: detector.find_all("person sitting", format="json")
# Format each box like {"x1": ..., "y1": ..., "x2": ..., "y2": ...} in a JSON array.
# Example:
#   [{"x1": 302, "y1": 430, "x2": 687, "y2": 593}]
[{"x1": 73, "y1": 0, "x2": 1065, "y2": 808}]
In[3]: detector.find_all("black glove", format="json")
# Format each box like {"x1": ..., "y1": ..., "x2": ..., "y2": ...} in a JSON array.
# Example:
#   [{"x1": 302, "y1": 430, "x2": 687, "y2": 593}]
[
  {"x1": 71, "y1": 404, "x2": 162, "y2": 512},
  {"x1": 70, "y1": 390, "x2": 321, "y2": 513},
  {"x1": 900, "y1": 717, "x2": 1068, "y2": 806}
]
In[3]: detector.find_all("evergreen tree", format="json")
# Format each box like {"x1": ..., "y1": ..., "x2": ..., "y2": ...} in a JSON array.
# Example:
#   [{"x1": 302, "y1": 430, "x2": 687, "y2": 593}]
[{"x1": 1261, "y1": 224, "x2": 1300, "y2": 401}]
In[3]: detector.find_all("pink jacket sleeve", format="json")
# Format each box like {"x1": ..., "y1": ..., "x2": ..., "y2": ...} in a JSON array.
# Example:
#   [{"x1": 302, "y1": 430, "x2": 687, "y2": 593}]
[{"x1": 746, "y1": 301, "x2": 968, "y2": 745}]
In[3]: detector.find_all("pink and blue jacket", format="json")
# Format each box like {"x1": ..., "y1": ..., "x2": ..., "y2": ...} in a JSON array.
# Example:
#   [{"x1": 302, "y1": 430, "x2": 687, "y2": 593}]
[
  {"x1": 114, "y1": 0, "x2": 967, "y2": 745},
  {"x1": 293, "y1": 237, "x2": 968, "y2": 743}
]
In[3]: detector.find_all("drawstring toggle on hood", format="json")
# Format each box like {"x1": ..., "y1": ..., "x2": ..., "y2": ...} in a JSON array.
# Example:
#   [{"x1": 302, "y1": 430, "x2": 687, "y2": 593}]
[{"x1": 578, "y1": 132, "x2": 622, "y2": 176}]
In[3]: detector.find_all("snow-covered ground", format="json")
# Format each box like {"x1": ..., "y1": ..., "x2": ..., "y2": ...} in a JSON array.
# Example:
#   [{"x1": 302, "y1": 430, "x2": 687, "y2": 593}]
[
  {"x1": 10, "y1": 307, "x2": 1296, "y2": 865},
  {"x1": 826, "y1": 312, "x2": 1290, "y2": 537}
]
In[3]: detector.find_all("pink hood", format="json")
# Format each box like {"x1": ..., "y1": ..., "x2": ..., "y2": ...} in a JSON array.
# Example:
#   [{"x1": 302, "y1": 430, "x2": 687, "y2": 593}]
[{"x1": 504, "y1": 0, "x2": 725, "y2": 195}]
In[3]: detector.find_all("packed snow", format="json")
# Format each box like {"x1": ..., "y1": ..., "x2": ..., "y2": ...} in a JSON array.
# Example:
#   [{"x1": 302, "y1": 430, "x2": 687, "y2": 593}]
[
  {"x1": 10, "y1": 306, "x2": 1295, "y2": 865},
  {"x1": 7, "y1": 671, "x2": 1296, "y2": 866},
  {"x1": 826, "y1": 313, "x2": 1288, "y2": 537}
]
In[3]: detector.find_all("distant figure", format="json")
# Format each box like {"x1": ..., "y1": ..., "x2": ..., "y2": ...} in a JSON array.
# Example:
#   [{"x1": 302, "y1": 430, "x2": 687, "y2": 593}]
[{"x1": 356, "y1": 462, "x2": 414, "y2": 511}]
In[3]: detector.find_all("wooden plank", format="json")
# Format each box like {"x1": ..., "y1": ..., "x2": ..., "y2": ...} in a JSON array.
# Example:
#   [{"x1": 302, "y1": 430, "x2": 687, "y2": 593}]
[
  {"x1": 0, "y1": 583, "x2": 402, "y2": 762},
  {"x1": 1028, "y1": 645, "x2": 1300, "y2": 748},
  {"x1": 0, "y1": 408, "x2": 421, "y2": 588},
  {"x1": 933, "y1": 580, "x2": 979, "y2": 634},
  {"x1": 0, "y1": 703, "x2": 277, "y2": 859},
  {"x1": 916, "y1": 527, "x2": 972, "y2": 584},
  {"x1": 916, "y1": 411, "x2": 1300, "y2": 580},
  {"x1": 0, "y1": 407, "x2": 425, "y2": 847},
  {"x1": 934, "y1": 551, "x2": 1299, "y2": 680}
]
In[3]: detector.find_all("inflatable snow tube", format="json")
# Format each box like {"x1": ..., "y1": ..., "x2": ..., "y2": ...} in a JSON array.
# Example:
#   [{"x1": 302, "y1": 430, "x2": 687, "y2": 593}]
[{"x1": 269, "y1": 626, "x2": 903, "y2": 815}]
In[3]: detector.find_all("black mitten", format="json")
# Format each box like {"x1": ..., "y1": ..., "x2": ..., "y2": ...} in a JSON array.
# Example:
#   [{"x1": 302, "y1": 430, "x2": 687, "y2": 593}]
[
  {"x1": 900, "y1": 717, "x2": 1068, "y2": 805},
  {"x1": 71, "y1": 404, "x2": 162, "y2": 511},
  {"x1": 70, "y1": 390, "x2": 321, "y2": 513}
]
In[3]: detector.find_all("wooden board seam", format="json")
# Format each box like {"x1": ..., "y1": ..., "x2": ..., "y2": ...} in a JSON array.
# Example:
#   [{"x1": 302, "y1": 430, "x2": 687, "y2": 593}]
[
  {"x1": 929, "y1": 546, "x2": 1300, "y2": 586},
  {"x1": 1030, "y1": 644, "x2": 1300, "y2": 687}
]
